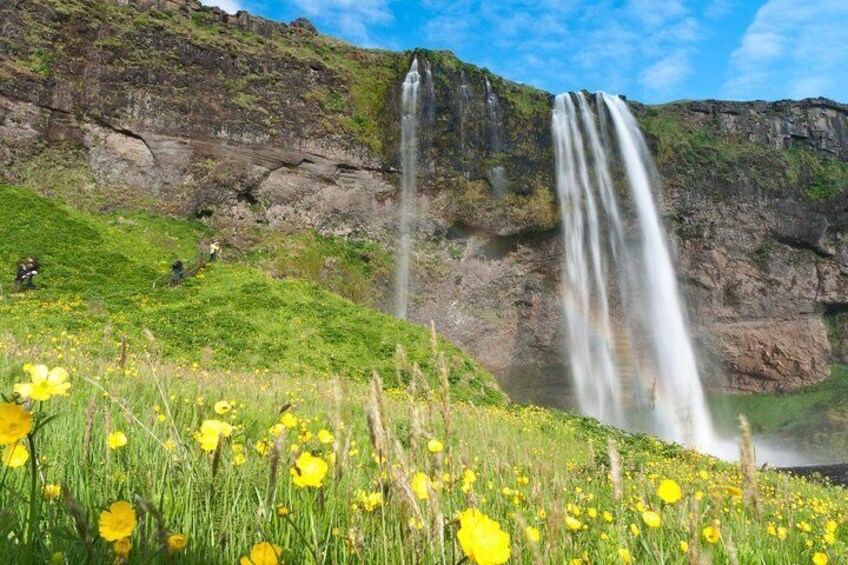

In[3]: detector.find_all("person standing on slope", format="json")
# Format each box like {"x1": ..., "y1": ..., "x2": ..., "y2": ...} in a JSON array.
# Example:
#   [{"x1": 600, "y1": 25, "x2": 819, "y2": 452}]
[
  {"x1": 14, "y1": 262, "x2": 28, "y2": 291},
  {"x1": 25, "y1": 256, "x2": 40, "y2": 288},
  {"x1": 171, "y1": 259, "x2": 184, "y2": 285}
]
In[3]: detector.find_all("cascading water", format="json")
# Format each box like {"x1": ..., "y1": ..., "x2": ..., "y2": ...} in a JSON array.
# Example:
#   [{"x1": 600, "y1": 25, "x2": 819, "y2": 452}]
[
  {"x1": 552, "y1": 91, "x2": 719, "y2": 451},
  {"x1": 394, "y1": 58, "x2": 421, "y2": 320},
  {"x1": 485, "y1": 78, "x2": 508, "y2": 196}
]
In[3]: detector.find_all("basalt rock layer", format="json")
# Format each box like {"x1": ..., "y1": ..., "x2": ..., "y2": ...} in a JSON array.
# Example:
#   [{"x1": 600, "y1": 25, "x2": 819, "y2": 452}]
[{"x1": 2, "y1": 0, "x2": 848, "y2": 401}]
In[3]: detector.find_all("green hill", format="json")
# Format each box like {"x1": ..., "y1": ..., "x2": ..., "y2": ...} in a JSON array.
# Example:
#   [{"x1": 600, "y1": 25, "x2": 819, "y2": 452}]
[{"x1": 0, "y1": 184, "x2": 501, "y2": 403}]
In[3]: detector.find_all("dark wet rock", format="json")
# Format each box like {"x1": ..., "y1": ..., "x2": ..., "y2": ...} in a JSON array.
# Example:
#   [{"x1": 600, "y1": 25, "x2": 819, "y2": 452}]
[{"x1": 780, "y1": 464, "x2": 848, "y2": 488}]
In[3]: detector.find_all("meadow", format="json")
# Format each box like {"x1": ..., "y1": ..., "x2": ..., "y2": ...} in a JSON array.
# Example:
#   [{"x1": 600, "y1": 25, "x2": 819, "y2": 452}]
[{"x1": 1, "y1": 184, "x2": 847, "y2": 563}]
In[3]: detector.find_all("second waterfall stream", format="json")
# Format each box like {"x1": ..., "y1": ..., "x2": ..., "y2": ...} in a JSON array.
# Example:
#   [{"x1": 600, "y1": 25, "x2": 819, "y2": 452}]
[{"x1": 552, "y1": 92, "x2": 720, "y2": 452}]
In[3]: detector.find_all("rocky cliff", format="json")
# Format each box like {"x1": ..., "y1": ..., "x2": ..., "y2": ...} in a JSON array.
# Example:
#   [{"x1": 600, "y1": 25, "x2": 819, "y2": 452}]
[{"x1": 2, "y1": 0, "x2": 848, "y2": 403}]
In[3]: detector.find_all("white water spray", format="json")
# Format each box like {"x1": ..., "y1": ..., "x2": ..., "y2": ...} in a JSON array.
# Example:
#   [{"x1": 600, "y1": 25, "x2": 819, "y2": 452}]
[
  {"x1": 394, "y1": 58, "x2": 421, "y2": 319},
  {"x1": 552, "y1": 92, "x2": 719, "y2": 451}
]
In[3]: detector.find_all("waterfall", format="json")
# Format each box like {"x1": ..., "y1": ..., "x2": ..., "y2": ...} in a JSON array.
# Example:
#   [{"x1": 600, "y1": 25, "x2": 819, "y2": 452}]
[
  {"x1": 484, "y1": 78, "x2": 508, "y2": 195},
  {"x1": 552, "y1": 91, "x2": 718, "y2": 450},
  {"x1": 394, "y1": 58, "x2": 421, "y2": 320}
]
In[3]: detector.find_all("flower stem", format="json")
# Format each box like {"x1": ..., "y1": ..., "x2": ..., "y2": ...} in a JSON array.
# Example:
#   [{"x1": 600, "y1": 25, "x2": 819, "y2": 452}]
[
  {"x1": 27, "y1": 433, "x2": 40, "y2": 562},
  {"x1": 284, "y1": 512, "x2": 320, "y2": 564}
]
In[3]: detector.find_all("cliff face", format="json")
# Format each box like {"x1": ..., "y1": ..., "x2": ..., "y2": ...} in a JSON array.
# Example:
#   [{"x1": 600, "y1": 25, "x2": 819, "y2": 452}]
[{"x1": 2, "y1": 0, "x2": 848, "y2": 401}]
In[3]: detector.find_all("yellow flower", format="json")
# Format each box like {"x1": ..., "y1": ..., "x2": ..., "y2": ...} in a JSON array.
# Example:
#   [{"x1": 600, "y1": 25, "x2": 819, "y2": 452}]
[
  {"x1": 411, "y1": 472, "x2": 432, "y2": 500},
  {"x1": 630, "y1": 523, "x2": 640, "y2": 537},
  {"x1": 680, "y1": 541, "x2": 689, "y2": 553},
  {"x1": 456, "y1": 508, "x2": 511, "y2": 565},
  {"x1": 2, "y1": 443, "x2": 29, "y2": 468},
  {"x1": 99, "y1": 501, "x2": 137, "y2": 541},
  {"x1": 703, "y1": 525, "x2": 720, "y2": 544},
  {"x1": 14, "y1": 365, "x2": 71, "y2": 401},
  {"x1": 214, "y1": 401, "x2": 232, "y2": 415},
  {"x1": 657, "y1": 479, "x2": 682, "y2": 504},
  {"x1": 290, "y1": 452, "x2": 328, "y2": 488},
  {"x1": 277, "y1": 506, "x2": 289, "y2": 517},
  {"x1": 240, "y1": 542, "x2": 283, "y2": 565},
  {"x1": 44, "y1": 484, "x2": 62, "y2": 500},
  {"x1": 317, "y1": 429, "x2": 334, "y2": 444},
  {"x1": 566, "y1": 516, "x2": 583, "y2": 531},
  {"x1": 0, "y1": 403, "x2": 32, "y2": 445},
  {"x1": 168, "y1": 533, "x2": 187, "y2": 552},
  {"x1": 462, "y1": 469, "x2": 477, "y2": 493},
  {"x1": 194, "y1": 419, "x2": 234, "y2": 452},
  {"x1": 618, "y1": 548, "x2": 632, "y2": 563},
  {"x1": 280, "y1": 412, "x2": 298, "y2": 429},
  {"x1": 725, "y1": 486, "x2": 743, "y2": 498},
  {"x1": 525, "y1": 526, "x2": 540, "y2": 543},
  {"x1": 812, "y1": 553, "x2": 828, "y2": 565},
  {"x1": 355, "y1": 490, "x2": 384, "y2": 512},
  {"x1": 113, "y1": 537, "x2": 132, "y2": 556},
  {"x1": 107, "y1": 431, "x2": 128, "y2": 450},
  {"x1": 428, "y1": 439, "x2": 444, "y2": 453},
  {"x1": 642, "y1": 510, "x2": 662, "y2": 528}
]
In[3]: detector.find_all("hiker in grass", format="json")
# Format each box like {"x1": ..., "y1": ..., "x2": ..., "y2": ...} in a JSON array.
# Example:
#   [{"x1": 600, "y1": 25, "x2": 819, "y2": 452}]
[
  {"x1": 171, "y1": 259, "x2": 184, "y2": 285},
  {"x1": 15, "y1": 262, "x2": 28, "y2": 290},
  {"x1": 26, "y1": 256, "x2": 40, "y2": 288},
  {"x1": 209, "y1": 241, "x2": 220, "y2": 262}
]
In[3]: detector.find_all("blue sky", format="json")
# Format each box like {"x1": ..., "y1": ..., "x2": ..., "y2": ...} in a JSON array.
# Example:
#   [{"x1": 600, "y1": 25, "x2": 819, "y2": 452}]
[{"x1": 202, "y1": 0, "x2": 848, "y2": 104}]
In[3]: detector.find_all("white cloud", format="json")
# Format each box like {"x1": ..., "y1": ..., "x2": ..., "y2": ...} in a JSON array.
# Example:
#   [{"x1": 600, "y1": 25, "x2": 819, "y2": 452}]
[
  {"x1": 641, "y1": 50, "x2": 692, "y2": 92},
  {"x1": 417, "y1": 0, "x2": 702, "y2": 100},
  {"x1": 722, "y1": 0, "x2": 848, "y2": 101},
  {"x1": 290, "y1": 0, "x2": 394, "y2": 45},
  {"x1": 625, "y1": 0, "x2": 687, "y2": 29},
  {"x1": 200, "y1": 0, "x2": 243, "y2": 14}
]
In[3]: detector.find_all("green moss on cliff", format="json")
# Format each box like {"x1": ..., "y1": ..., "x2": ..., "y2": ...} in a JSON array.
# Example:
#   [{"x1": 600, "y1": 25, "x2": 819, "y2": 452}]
[
  {"x1": 786, "y1": 149, "x2": 848, "y2": 200},
  {"x1": 639, "y1": 105, "x2": 848, "y2": 201},
  {"x1": 448, "y1": 177, "x2": 558, "y2": 233}
]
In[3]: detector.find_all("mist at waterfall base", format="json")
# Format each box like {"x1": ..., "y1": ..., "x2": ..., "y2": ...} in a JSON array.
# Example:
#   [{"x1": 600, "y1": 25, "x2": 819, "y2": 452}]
[{"x1": 552, "y1": 92, "x2": 806, "y2": 466}]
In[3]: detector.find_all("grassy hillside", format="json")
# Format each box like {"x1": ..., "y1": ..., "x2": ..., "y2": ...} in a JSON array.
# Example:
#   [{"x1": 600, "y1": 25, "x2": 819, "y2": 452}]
[
  {"x1": 0, "y1": 184, "x2": 501, "y2": 403},
  {"x1": 1, "y1": 326, "x2": 847, "y2": 563},
  {"x1": 0, "y1": 184, "x2": 846, "y2": 563}
]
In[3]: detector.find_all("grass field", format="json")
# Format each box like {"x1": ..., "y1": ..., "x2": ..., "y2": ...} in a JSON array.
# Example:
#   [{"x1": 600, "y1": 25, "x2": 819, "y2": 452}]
[{"x1": 1, "y1": 184, "x2": 847, "y2": 563}]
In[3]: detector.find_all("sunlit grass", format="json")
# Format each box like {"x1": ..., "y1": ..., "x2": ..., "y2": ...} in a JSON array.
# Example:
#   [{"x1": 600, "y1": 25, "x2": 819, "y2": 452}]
[{"x1": 0, "y1": 332, "x2": 847, "y2": 563}]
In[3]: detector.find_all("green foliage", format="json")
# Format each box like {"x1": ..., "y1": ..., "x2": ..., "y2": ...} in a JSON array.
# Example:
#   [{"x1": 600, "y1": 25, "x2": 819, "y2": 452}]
[
  {"x1": 786, "y1": 149, "x2": 848, "y2": 200},
  {"x1": 752, "y1": 240, "x2": 772, "y2": 272},
  {"x1": 248, "y1": 231, "x2": 390, "y2": 306},
  {"x1": 25, "y1": 47, "x2": 52, "y2": 77}
]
